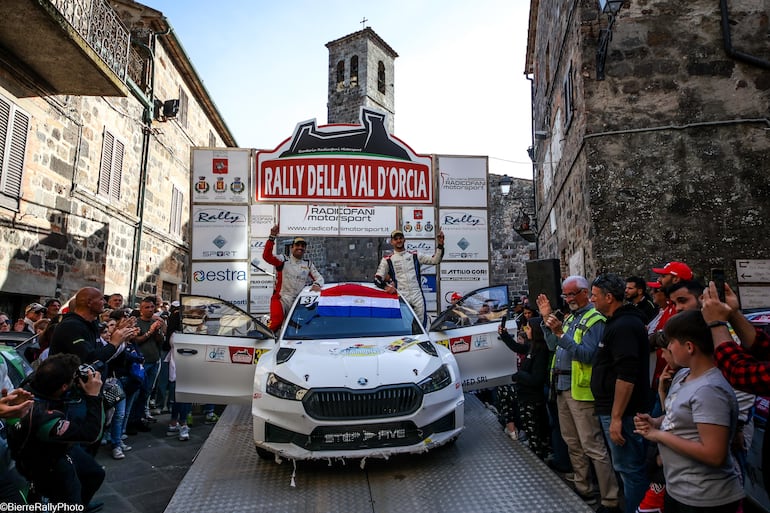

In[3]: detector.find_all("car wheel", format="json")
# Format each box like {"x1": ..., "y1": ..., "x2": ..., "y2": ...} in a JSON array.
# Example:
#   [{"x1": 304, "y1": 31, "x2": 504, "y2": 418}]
[{"x1": 255, "y1": 446, "x2": 274, "y2": 460}]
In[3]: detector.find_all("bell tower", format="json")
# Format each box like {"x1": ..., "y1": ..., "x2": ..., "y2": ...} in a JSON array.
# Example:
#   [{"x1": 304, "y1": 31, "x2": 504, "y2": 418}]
[
  {"x1": 315, "y1": 28, "x2": 399, "y2": 282},
  {"x1": 326, "y1": 27, "x2": 398, "y2": 133}
]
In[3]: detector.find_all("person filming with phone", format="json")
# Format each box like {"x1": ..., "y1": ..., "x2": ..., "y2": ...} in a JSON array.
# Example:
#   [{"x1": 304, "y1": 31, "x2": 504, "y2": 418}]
[{"x1": 8, "y1": 353, "x2": 106, "y2": 510}]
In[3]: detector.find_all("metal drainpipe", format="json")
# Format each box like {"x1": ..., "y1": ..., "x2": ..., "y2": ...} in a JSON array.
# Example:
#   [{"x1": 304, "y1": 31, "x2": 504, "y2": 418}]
[
  {"x1": 525, "y1": 73, "x2": 539, "y2": 258},
  {"x1": 720, "y1": 0, "x2": 770, "y2": 70}
]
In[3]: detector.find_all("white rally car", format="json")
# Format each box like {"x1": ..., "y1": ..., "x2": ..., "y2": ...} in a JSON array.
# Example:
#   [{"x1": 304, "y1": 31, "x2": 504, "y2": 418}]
[{"x1": 174, "y1": 282, "x2": 517, "y2": 461}]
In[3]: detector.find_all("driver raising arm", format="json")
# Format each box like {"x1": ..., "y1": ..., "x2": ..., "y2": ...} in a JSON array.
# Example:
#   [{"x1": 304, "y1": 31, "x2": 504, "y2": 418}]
[
  {"x1": 374, "y1": 228, "x2": 444, "y2": 326},
  {"x1": 262, "y1": 224, "x2": 324, "y2": 331}
]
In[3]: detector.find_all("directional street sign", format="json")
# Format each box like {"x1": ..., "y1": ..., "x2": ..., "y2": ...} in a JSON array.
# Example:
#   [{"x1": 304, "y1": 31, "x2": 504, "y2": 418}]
[
  {"x1": 737, "y1": 286, "x2": 770, "y2": 309},
  {"x1": 735, "y1": 260, "x2": 770, "y2": 283}
]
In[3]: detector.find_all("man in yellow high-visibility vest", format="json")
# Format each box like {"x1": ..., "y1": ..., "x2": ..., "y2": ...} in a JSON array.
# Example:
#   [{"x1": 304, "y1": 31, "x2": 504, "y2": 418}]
[{"x1": 538, "y1": 276, "x2": 620, "y2": 513}]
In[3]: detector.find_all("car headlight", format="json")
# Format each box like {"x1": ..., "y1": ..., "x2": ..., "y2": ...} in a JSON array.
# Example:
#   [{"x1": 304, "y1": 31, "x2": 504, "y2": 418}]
[
  {"x1": 266, "y1": 372, "x2": 308, "y2": 401},
  {"x1": 418, "y1": 364, "x2": 452, "y2": 394}
]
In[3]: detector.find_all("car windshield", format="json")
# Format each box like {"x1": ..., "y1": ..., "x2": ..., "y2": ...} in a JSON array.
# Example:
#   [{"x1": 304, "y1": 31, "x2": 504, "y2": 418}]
[
  {"x1": 283, "y1": 283, "x2": 424, "y2": 340},
  {"x1": 179, "y1": 295, "x2": 273, "y2": 339}
]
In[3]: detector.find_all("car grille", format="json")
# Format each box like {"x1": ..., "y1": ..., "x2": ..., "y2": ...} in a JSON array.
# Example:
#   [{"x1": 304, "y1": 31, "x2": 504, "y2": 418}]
[
  {"x1": 302, "y1": 384, "x2": 423, "y2": 420},
  {"x1": 264, "y1": 412, "x2": 457, "y2": 451}
]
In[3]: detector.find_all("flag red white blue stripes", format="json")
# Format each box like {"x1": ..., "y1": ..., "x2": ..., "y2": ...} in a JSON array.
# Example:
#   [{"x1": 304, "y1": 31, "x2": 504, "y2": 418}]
[{"x1": 318, "y1": 284, "x2": 400, "y2": 318}]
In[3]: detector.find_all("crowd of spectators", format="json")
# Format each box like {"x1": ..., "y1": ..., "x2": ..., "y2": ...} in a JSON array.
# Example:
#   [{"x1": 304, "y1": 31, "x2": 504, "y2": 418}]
[
  {"x1": 1, "y1": 259, "x2": 768, "y2": 511},
  {"x1": 489, "y1": 262, "x2": 767, "y2": 513},
  {"x1": 0, "y1": 288, "x2": 215, "y2": 511}
]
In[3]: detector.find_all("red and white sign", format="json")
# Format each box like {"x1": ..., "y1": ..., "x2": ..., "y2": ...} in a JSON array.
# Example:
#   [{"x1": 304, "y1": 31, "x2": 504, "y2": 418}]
[
  {"x1": 256, "y1": 109, "x2": 432, "y2": 204},
  {"x1": 258, "y1": 156, "x2": 430, "y2": 203}
]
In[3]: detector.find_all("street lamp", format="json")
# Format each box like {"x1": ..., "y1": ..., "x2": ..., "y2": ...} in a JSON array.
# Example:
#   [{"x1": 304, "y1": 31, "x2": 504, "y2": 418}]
[
  {"x1": 596, "y1": 0, "x2": 624, "y2": 80},
  {"x1": 497, "y1": 175, "x2": 537, "y2": 243},
  {"x1": 499, "y1": 174, "x2": 513, "y2": 196},
  {"x1": 598, "y1": 0, "x2": 623, "y2": 13}
]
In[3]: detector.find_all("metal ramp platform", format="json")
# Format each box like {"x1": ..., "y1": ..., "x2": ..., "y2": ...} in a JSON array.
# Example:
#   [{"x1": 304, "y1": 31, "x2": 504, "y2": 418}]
[{"x1": 165, "y1": 394, "x2": 593, "y2": 513}]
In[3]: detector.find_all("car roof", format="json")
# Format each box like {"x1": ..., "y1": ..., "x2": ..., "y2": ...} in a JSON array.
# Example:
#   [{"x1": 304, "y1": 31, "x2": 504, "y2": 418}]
[
  {"x1": 747, "y1": 310, "x2": 770, "y2": 325},
  {"x1": 0, "y1": 331, "x2": 36, "y2": 347}
]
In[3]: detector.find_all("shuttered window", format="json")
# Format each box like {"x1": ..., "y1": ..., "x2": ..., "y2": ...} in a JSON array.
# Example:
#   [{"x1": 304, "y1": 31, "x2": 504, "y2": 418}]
[
  {"x1": 98, "y1": 129, "x2": 124, "y2": 202},
  {"x1": 169, "y1": 185, "x2": 183, "y2": 236},
  {"x1": 0, "y1": 95, "x2": 29, "y2": 210},
  {"x1": 178, "y1": 87, "x2": 188, "y2": 128}
]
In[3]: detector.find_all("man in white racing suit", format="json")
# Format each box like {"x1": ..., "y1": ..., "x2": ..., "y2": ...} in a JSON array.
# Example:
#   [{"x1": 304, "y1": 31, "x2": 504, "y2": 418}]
[
  {"x1": 374, "y1": 228, "x2": 444, "y2": 326},
  {"x1": 263, "y1": 225, "x2": 324, "y2": 331}
]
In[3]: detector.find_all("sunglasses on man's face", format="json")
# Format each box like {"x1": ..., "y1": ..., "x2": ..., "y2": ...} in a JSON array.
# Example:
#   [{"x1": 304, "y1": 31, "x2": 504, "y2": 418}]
[{"x1": 1, "y1": 319, "x2": 10, "y2": 325}]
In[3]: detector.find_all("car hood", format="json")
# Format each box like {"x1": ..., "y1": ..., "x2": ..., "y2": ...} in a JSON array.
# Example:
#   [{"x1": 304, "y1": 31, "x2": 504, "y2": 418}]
[{"x1": 272, "y1": 334, "x2": 441, "y2": 389}]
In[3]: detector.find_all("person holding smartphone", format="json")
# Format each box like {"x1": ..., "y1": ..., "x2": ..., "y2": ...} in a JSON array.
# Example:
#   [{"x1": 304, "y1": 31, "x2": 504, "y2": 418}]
[{"x1": 537, "y1": 276, "x2": 620, "y2": 511}]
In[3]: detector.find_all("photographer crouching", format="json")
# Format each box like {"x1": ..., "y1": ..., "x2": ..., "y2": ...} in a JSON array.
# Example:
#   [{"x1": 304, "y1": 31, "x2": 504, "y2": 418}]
[{"x1": 8, "y1": 354, "x2": 106, "y2": 511}]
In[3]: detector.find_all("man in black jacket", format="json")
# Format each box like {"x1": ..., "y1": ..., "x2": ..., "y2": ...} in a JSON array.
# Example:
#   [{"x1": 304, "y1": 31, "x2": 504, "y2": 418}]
[
  {"x1": 8, "y1": 353, "x2": 105, "y2": 509},
  {"x1": 590, "y1": 273, "x2": 650, "y2": 513},
  {"x1": 50, "y1": 287, "x2": 120, "y2": 364}
]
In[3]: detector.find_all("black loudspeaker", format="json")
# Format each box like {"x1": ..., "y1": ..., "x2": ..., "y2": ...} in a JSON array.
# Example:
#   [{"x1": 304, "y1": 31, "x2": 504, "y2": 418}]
[
  {"x1": 526, "y1": 259, "x2": 562, "y2": 309},
  {"x1": 163, "y1": 99, "x2": 180, "y2": 118}
]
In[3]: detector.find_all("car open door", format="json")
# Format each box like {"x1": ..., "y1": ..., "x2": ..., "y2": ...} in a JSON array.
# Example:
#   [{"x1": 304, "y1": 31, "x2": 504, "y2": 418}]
[
  {"x1": 173, "y1": 295, "x2": 275, "y2": 405},
  {"x1": 428, "y1": 285, "x2": 517, "y2": 392}
]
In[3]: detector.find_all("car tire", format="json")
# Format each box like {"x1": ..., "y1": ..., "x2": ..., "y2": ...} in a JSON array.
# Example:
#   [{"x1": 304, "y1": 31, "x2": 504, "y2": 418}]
[{"x1": 255, "y1": 446, "x2": 274, "y2": 460}]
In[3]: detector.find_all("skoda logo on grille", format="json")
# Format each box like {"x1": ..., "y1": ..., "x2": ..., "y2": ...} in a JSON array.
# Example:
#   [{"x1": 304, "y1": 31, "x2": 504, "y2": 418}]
[{"x1": 357, "y1": 377, "x2": 368, "y2": 386}]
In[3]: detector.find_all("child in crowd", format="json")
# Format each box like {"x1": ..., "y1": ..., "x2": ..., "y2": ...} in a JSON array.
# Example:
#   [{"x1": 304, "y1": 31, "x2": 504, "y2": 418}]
[{"x1": 633, "y1": 310, "x2": 744, "y2": 513}]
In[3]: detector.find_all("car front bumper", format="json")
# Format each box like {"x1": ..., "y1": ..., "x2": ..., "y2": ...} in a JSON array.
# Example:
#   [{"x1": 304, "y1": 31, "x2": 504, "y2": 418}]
[{"x1": 251, "y1": 387, "x2": 465, "y2": 460}]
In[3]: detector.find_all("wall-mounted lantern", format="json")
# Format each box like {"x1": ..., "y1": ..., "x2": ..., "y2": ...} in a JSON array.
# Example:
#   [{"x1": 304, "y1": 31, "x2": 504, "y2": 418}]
[
  {"x1": 596, "y1": 1, "x2": 624, "y2": 80},
  {"x1": 498, "y1": 175, "x2": 537, "y2": 243}
]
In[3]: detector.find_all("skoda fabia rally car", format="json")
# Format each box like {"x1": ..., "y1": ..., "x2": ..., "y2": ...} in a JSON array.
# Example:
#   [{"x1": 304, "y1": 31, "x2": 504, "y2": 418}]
[{"x1": 174, "y1": 282, "x2": 516, "y2": 461}]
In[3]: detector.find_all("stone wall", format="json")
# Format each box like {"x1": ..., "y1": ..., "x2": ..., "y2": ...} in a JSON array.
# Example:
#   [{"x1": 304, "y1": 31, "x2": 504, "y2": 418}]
[
  {"x1": 0, "y1": 20, "x2": 230, "y2": 312},
  {"x1": 488, "y1": 174, "x2": 536, "y2": 299},
  {"x1": 530, "y1": 0, "x2": 770, "y2": 286}
]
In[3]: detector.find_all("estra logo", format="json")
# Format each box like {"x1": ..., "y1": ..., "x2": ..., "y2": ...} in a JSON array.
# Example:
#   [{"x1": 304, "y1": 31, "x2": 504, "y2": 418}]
[{"x1": 192, "y1": 268, "x2": 248, "y2": 282}]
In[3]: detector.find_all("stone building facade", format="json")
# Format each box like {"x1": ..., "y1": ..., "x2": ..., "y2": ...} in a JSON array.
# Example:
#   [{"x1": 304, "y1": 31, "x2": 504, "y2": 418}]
[
  {"x1": 0, "y1": 0, "x2": 235, "y2": 317},
  {"x1": 488, "y1": 174, "x2": 536, "y2": 300},
  {"x1": 526, "y1": 0, "x2": 770, "y2": 287}
]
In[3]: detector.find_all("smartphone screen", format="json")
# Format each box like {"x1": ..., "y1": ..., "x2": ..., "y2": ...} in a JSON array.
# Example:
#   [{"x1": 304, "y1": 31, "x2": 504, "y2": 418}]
[{"x1": 711, "y1": 268, "x2": 726, "y2": 303}]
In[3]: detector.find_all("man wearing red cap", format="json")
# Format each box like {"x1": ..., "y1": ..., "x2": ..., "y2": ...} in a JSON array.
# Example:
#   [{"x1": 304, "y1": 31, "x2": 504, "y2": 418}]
[
  {"x1": 646, "y1": 262, "x2": 694, "y2": 419},
  {"x1": 652, "y1": 261, "x2": 693, "y2": 288},
  {"x1": 263, "y1": 224, "x2": 324, "y2": 331},
  {"x1": 651, "y1": 261, "x2": 693, "y2": 328}
]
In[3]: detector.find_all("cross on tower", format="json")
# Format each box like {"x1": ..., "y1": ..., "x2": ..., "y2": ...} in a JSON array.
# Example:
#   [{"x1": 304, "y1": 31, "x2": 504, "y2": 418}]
[{"x1": 360, "y1": 17, "x2": 368, "y2": 29}]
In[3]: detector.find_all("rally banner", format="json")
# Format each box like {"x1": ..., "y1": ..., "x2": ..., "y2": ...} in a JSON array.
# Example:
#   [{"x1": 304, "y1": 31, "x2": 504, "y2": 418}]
[
  {"x1": 190, "y1": 261, "x2": 249, "y2": 308},
  {"x1": 437, "y1": 156, "x2": 488, "y2": 207},
  {"x1": 191, "y1": 205, "x2": 249, "y2": 260},
  {"x1": 278, "y1": 204, "x2": 396, "y2": 237},
  {"x1": 256, "y1": 109, "x2": 432, "y2": 204},
  {"x1": 250, "y1": 204, "x2": 277, "y2": 237},
  {"x1": 439, "y1": 209, "x2": 489, "y2": 260},
  {"x1": 192, "y1": 148, "x2": 252, "y2": 204},
  {"x1": 400, "y1": 206, "x2": 436, "y2": 239}
]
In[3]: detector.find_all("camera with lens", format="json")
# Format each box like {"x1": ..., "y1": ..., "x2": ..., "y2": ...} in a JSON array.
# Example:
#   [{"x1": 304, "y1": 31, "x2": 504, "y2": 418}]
[{"x1": 77, "y1": 361, "x2": 105, "y2": 382}]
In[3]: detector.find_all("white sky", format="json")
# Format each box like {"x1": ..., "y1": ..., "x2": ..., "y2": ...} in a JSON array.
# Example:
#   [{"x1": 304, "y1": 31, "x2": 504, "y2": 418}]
[{"x1": 146, "y1": 0, "x2": 534, "y2": 179}]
